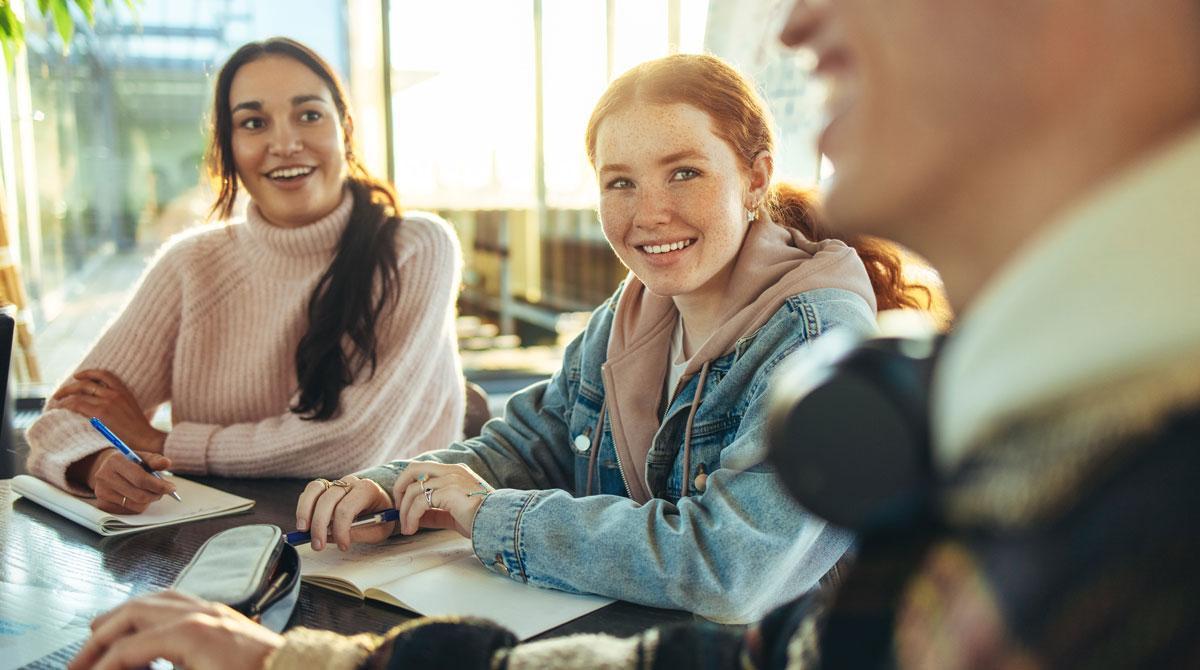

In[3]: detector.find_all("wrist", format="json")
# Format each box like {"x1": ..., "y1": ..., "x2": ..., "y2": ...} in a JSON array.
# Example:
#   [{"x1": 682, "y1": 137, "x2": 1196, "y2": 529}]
[
  {"x1": 68, "y1": 451, "x2": 108, "y2": 491},
  {"x1": 145, "y1": 428, "x2": 168, "y2": 454}
]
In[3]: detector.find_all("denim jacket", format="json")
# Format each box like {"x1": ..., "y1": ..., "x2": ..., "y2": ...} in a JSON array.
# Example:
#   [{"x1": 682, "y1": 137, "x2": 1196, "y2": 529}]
[{"x1": 358, "y1": 285, "x2": 875, "y2": 623}]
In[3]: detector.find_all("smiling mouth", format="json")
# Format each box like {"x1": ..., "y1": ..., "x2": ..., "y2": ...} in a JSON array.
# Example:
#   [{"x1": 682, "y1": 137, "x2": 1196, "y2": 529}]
[
  {"x1": 639, "y1": 239, "x2": 695, "y2": 255},
  {"x1": 266, "y1": 166, "x2": 315, "y2": 181}
]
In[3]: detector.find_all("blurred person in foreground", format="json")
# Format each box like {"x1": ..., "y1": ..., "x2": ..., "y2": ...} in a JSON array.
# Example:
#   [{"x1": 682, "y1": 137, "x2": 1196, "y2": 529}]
[{"x1": 70, "y1": 0, "x2": 1199, "y2": 667}]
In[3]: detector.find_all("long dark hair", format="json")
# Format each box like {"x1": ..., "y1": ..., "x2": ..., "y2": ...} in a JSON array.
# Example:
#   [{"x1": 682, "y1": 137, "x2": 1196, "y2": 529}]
[
  {"x1": 205, "y1": 37, "x2": 402, "y2": 420},
  {"x1": 585, "y1": 54, "x2": 932, "y2": 310}
]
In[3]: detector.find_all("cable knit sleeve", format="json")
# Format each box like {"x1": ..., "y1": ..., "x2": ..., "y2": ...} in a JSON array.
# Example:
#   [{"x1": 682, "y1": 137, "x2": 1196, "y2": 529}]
[
  {"x1": 25, "y1": 238, "x2": 187, "y2": 494},
  {"x1": 163, "y1": 215, "x2": 465, "y2": 478}
]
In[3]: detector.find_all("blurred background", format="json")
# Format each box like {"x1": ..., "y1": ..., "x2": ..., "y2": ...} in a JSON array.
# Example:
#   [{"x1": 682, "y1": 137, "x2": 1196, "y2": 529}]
[{"x1": 0, "y1": 0, "x2": 828, "y2": 417}]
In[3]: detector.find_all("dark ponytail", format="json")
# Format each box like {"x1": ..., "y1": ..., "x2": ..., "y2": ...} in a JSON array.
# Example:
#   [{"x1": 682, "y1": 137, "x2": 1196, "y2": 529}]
[
  {"x1": 767, "y1": 183, "x2": 932, "y2": 311},
  {"x1": 292, "y1": 179, "x2": 402, "y2": 420},
  {"x1": 205, "y1": 37, "x2": 404, "y2": 421}
]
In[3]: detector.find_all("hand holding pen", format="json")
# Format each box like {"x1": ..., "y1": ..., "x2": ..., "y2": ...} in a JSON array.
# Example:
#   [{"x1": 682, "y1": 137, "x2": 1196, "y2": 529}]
[
  {"x1": 87, "y1": 417, "x2": 181, "y2": 512},
  {"x1": 285, "y1": 508, "x2": 400, "y2": 546}
]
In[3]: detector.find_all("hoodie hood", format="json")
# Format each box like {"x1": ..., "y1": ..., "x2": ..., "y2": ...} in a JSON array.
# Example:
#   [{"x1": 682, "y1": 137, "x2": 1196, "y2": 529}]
[{"x1": 601, "y1": 219, "x2": 877, "y2": 502}]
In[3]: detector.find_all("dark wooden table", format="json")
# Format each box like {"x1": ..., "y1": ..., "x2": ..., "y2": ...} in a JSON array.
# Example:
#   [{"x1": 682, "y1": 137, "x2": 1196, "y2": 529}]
[{"x1": 1, "y1": 474, "x2": 694, "y2": 668}]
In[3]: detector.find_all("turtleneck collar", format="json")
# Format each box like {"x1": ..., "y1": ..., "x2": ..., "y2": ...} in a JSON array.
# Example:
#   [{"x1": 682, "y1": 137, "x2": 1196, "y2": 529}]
[{"x1": 243, "y1": 187, "x2": 353, "y2": 260}]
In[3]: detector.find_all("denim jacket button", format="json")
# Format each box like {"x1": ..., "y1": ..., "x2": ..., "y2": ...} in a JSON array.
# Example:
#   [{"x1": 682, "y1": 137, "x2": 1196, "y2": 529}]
[{"x1": 573, "y1": 434, "x2": 591, "y2": 452}]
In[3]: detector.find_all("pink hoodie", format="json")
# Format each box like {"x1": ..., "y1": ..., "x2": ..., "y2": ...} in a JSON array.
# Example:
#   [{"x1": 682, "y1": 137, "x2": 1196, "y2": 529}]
[{"x1": 601, "y1": 220, "x2": 877, "y2": 502}]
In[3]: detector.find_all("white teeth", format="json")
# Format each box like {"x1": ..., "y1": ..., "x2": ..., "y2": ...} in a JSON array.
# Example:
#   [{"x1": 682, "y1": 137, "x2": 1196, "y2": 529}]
[
  {"x1": 642, "y1": 239, "x2": 693, "y2": 254},
  {"x1": 268, "y1": 166, "x2": 315, "y2": 179}
]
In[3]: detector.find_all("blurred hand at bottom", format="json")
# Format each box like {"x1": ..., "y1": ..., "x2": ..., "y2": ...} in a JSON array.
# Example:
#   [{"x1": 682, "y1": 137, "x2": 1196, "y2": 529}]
[{"x1": 68, "y1": 590, "x2": 282, "y2": 670}]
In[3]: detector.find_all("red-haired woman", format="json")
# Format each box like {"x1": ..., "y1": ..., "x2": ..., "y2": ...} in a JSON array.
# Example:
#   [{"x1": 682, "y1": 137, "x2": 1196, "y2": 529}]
[{"x1": 296, "y1": 53, "x2": 930, "y2": 623}]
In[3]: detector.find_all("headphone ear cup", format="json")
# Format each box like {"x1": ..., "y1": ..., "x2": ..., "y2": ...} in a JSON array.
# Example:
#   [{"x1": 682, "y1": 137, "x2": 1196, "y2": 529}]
[{"x1": 767, "y1": 335, "x2": 940, "y2": 531}]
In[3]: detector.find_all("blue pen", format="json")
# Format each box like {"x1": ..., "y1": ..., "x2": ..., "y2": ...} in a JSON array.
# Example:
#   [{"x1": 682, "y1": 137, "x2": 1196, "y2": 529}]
[
  {"x1": 285, "y1": 508, "x2": 401, "y2": 545},
  {"x1": 89, "y1": 417, "x2": 183, "y2": 502}
]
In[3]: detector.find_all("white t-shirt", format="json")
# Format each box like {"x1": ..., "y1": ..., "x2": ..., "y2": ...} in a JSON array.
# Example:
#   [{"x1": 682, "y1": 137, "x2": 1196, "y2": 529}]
[{"x1": 664, "y1": 316, "x2": 689, "y2": 412}]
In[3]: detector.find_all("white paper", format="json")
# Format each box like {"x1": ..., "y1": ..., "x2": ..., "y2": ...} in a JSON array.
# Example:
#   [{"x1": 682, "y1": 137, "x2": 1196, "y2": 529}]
[
  {"x1": 11, "y1": 475, "x2": 254, "y2": 536},
  {"x1": 299, "y1": 530, "x2": 614, "y2": 639},
  {"x1": 372, "y1": 555, "x2": 614, "y2": 640}
]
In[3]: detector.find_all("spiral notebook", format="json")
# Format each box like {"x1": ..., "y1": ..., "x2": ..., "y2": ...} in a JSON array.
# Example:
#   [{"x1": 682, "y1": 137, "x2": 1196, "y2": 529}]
[
  {"x1": 298, "y1": 529, "x2": 614, "y2": 639},
  {"x1": 11, "y1": 474, "x2": 254, "y2": 536}
]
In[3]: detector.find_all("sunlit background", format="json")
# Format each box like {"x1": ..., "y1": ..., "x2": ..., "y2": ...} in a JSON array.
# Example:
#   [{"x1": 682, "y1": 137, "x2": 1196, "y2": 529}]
[{"x1": 0, "y1": 0, "x2": 825, "y2": 401}]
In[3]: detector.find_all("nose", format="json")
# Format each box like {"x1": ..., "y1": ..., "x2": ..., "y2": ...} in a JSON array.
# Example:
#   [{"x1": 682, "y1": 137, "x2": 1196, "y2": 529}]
[
  {"x1": 268, "y1": 121, "x2": 302, "y2": 156},
  {"x1": 631, "y1": 186, "x2": 672, "y2": 229},
  {"x1": 779, "y1": 0, "x2": 826, "y2": 48}
]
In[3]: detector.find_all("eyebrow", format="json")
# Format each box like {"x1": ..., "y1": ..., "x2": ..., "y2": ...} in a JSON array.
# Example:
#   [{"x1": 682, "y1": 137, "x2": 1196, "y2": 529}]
[
  {"x1": 598, "y1": 149, "x2": 708, "y2": 175},
  {"x1": 231, "y1": 94, "x2": 329, "y2": 113}
]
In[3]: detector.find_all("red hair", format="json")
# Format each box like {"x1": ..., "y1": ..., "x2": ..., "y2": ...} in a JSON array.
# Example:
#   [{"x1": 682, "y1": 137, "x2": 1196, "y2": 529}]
[{"x1": 585, "y1": 54, "x2": 932, "y2": 311}]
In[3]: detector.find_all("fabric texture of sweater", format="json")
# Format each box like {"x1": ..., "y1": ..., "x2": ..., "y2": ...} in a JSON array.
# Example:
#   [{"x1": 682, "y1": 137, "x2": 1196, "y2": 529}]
[{"x1": 26, "y1": 189, "x2": 465, "y2": 493}]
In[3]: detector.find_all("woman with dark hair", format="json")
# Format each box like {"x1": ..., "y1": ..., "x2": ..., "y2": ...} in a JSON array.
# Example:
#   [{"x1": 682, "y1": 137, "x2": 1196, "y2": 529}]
[
  {"x1": 293, "y1": 53, "x2": 932, "y2": 623},
  {"x1": 25, "y1": 37, "x2": 465, "y2": 513}
]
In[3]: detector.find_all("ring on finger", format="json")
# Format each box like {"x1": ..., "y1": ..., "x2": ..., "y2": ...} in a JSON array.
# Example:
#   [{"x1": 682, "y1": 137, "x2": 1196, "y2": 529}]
[
  {"x1": 313, "y1": 478, "x2": 332, "y2": 492},
  {"x1": 122, "y1": 495, "x2": 127, "y2": 507},
  {"x1": 424, "y1": 487, "x2": 435, "y2": 508},
  {"x1": 330, "y1": 479, "x2": 352, "y2": 489}
]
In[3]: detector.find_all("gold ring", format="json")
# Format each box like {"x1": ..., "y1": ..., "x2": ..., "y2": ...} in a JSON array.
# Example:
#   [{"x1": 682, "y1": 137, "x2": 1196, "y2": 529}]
[
  {"x1": 313, "y1": 478, "x2": 331, "y2": 492},
  {"x1": 330, "y1": 479, "x2": 352, "y2": 489},
  {"x1": 416, "y1": 473, "x2": 428, "y2": 483}
]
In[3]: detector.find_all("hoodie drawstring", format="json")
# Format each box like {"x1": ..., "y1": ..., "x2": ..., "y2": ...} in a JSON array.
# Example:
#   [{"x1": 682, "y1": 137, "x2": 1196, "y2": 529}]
[
  {"x1": 584, "y1": 402, "x2": 607, "y2": 497},
  {"x1": 679, "y1": 361, "x2": 710, "y2": 497},
  {"x1": 584, "y1": 360, "x2": 710, "y2": 499}
]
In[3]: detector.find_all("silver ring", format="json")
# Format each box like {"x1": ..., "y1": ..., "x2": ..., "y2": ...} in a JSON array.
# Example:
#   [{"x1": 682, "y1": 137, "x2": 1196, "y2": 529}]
[{"x1": 424, "y1": 487, "x2": 435, "y2": 508}]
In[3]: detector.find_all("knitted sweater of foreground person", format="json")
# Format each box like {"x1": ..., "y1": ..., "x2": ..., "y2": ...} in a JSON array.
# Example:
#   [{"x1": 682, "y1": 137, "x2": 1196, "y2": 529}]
[{"x1": 26, "y1": 191, "x2": 465, "y2": 494}]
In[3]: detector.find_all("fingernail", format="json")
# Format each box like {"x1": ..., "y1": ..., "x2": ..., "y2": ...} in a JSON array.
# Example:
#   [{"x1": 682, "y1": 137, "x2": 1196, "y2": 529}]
[
  {"x1": 313, "y1": 539, "x2": 322, "y2": 550},
  {"x1": 297, "y1": 520, "x2": 307, "y2": 531},
  {"x1": 339, "y1": 543, "x2": 348, "y2": 551}
]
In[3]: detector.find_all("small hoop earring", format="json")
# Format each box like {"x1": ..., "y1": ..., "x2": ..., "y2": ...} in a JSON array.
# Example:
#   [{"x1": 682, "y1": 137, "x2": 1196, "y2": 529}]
[{"x1": 747, "y1": 209, "x2": 758, "y2": 223}]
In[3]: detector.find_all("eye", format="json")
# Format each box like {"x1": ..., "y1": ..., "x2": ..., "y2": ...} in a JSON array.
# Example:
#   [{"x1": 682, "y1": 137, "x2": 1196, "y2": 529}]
[
  {"x1": 605, "y1": 177, "x2": 633, "y2": 190},
  {"x1": 237, "y1": 117, "x2": 265, "y2": 130},
  {"x1": 671, "y1": 167, "x2": 700, "y2": 181},
  {"x1": 300, "y1": 110, "x2": 323, "y2": 123}
]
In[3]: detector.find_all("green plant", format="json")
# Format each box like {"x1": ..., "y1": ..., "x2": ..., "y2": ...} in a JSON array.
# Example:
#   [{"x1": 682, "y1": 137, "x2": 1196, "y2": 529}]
[{"x1": 0, "y1": 0, "x2": 138, "y2": 71}]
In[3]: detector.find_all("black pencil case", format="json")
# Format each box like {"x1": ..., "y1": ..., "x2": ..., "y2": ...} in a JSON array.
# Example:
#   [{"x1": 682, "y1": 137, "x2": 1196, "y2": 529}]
[{"x1": 172, "y1": 524, "x2": 301, "y2": 632}]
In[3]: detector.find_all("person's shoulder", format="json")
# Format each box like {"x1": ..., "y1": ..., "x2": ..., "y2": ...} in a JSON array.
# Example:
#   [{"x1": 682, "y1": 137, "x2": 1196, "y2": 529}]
[
  {"x1": 389, "y1": 211, "x2": 461, "y2": 271},
  {"x1": 770, "y1": 287, "x2": 877, "y2": 338},
  {"x1": 146, "y1": 220, "x2": 239, "y2": 269},
  {"x1": 396, "y1": 211, "x2": 460, "y2": 249}
]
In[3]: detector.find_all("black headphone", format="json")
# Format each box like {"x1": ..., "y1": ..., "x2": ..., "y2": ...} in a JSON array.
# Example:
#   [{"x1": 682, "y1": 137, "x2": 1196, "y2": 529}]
[{"x1": 765, "y1": 330, "x2": 942, "y2": 532}]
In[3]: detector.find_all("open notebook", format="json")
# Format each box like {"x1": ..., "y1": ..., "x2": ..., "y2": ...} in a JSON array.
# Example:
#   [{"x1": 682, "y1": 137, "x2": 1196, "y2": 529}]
[
  {"x1": 299, "y1": 529, "x2": 614, "y2": 640},
  {"x1": 11, "y1": 474, "x2": 254, "y2": 536}
]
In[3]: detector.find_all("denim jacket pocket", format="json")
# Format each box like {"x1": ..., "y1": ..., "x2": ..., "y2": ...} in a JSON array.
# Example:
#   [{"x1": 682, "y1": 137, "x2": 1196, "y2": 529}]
[
  {"x1": 663, "y1": 414, "x2": 741, "y2": 500},
  {"x1": 568, "y1": 382, "x2": 626, "y2": 495}
]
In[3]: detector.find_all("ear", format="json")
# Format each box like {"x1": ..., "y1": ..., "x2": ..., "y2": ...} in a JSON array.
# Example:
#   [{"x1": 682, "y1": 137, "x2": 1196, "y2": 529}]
[{"x1": 745, "y1": 150, "x2": 773, "y2": 208}]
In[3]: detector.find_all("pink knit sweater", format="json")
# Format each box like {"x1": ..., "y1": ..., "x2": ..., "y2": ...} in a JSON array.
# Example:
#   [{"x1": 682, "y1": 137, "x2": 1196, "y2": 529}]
[{"x1": 26, "y1": 191, "x2": 465, "y2": 494}]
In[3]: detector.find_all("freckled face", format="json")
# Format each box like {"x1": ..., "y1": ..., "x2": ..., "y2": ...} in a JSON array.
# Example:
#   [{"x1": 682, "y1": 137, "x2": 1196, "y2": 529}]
[
  {"x1": 595, "y1": 103, "x2": 755, "y2": 302},
  {"x1": 229, "y1": 55, "x2": 348, "y2": 228}
]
